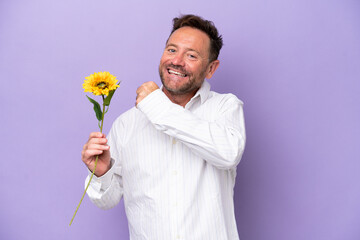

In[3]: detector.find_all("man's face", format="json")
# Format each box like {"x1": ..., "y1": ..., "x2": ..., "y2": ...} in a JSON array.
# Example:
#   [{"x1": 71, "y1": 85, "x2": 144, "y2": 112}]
[{"x1": 159, "y1": 26, "x2": 212, "y2": 95}]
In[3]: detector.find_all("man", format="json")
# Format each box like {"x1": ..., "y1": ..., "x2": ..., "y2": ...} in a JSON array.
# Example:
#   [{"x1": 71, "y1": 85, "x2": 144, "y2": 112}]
[{"x1": 82, "y1": 14, "x2": 246, "y2": 239}]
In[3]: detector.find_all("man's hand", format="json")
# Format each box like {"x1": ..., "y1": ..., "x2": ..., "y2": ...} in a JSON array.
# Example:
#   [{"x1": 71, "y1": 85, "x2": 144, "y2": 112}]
[
  {"x1": 81, "y1": 132, "x2": 111, "y2": 177},
  {"x1": 136, "y1": 81, "x2": 159, "y2": 106}
]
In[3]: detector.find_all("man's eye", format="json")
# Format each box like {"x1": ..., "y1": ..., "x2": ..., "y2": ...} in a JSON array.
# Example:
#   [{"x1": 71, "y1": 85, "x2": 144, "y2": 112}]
[
  {"x1": 188, "y1": 54, "x2": 197, "y2": 59},
  {"x1": 168, "y1": 49, "x2": 176, "y2": 53}
]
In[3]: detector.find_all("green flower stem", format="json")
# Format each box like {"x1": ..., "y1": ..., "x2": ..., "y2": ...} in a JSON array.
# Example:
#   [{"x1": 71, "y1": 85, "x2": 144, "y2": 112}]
[{"x1": 69, "y1": 96, "x2": 106, "y2": 226}]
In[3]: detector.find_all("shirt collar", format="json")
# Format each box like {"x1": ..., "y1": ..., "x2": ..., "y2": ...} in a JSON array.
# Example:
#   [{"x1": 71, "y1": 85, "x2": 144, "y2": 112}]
[{"x1": 192, "y1": 80, "x2": 211, "y2": 104}]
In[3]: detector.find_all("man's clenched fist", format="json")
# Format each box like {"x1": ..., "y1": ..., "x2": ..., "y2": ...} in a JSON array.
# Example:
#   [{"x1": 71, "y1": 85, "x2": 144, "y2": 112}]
[{"x1": 136, "y1": 81, "x2": 159, "y2": 106}]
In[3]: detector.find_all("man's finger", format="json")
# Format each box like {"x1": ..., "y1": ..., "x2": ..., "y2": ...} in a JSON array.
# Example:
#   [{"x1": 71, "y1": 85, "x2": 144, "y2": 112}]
[
  {"x1": 89, "y1": 132, "x2": 104, "y2": 139},
  {"x1": 83, "y1": 149, "x2": 104, "y2": 159},
  {"x1": 87, "y1": 143, "x2": 110, "y2": 151}
]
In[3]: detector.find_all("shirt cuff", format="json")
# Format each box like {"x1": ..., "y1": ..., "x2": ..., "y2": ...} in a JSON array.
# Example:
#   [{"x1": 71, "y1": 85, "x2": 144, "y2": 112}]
[
  {"x1": 85, "y1": 158, "x2": 115, "y2": 192},
  {"x1": 137, "y1": 89, "x2": 173, "y2": 122}
]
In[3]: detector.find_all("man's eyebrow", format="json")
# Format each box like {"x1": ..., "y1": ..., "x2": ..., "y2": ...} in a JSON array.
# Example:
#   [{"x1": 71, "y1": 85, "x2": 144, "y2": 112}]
[
  {"x1": 166, "y1": 43, "x2": 178, "y2": 48},
  {"x1": 166, "y1": 43, "x2": 201, "y2": 55}
]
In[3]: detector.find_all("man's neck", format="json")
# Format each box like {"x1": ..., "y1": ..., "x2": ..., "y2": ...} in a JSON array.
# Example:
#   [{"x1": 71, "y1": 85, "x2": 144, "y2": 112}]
[{"x1": 162, "y1": 88, "x2": 199, "y2": 108}]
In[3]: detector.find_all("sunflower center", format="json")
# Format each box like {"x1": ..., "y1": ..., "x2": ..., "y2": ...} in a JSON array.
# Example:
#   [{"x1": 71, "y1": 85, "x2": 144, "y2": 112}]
[{"x1": 97, "y1": 82, "x2": 107, "y2": 89}]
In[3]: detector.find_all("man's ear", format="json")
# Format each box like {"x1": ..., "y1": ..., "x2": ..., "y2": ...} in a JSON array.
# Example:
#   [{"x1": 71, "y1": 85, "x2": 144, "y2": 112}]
[{"x1": 205, "y1": 60, "x2": 220, "y2": 79}]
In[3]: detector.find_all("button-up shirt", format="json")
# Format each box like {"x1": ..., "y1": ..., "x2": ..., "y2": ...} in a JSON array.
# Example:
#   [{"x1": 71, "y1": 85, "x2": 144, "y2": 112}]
[{"x1": 86, "y1": 80, "x2": 246, "y2": 240}]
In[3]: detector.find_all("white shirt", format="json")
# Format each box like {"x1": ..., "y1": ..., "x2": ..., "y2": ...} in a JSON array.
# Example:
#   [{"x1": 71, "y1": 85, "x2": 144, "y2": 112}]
[{"x1": 86, "y1": 80, "x2": 246, "y2": 240}]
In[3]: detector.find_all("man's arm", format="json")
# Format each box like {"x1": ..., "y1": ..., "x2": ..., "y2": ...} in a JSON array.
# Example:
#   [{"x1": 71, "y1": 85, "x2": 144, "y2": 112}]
[
  {"x1": 82, "y1": 129, "x2": 124, "y2": 210},
  {"x1": 137, "y1": 82, "x2": 246, "y2": 170}
]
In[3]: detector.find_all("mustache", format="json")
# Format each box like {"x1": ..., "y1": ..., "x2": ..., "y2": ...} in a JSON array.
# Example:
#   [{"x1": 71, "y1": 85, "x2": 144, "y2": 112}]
[{"x1": 166, "y1": 64, "x2": 189, "y2": 75}]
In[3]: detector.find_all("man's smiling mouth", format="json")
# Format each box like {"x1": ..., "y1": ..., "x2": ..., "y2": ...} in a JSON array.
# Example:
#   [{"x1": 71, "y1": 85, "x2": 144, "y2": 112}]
[{"x1": 168, "y1": 69, "x2": 187, "y2": 77}]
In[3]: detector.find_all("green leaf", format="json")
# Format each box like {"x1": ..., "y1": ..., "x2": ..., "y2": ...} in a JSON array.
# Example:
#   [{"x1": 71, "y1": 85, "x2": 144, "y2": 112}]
[
  {"x1": 86, "y1": 95, "x2": 103, "y2": 121},
  {"x1": 104, "y1": 90, "x2": 115, "y2": 106},
  {"x1": 104, "y1": 81, "x2": 121, "y2": 106}
]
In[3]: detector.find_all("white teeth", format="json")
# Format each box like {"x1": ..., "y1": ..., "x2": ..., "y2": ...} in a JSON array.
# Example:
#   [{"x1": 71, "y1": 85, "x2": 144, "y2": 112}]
[{"x1": 168, "y1": 69, "x2": 186, "y2": 77}]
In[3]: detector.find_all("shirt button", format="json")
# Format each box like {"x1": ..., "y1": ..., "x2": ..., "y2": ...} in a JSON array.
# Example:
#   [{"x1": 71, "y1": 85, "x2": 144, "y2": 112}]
[
  {"x1": 176, "y1": 235, "x2": 181, "y2": 239},
  {"x1": 172, "y1": 170, "x2": 177, "y2": 175},
  {"x1": 172, "y1": 139, "x2": 176, "y2": 145}
]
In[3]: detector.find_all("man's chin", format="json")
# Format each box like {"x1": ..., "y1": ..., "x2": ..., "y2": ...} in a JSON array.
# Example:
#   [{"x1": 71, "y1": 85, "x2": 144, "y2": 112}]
[
  {"x1": 160, "y1": 74, "x2": 198, "y2": 95},
  {"x1": 163, "y1": 84, "x2": 198, "y2": 96},
  {"x1": 162, "y1": 85, "x2": 182, "y2": 95}
]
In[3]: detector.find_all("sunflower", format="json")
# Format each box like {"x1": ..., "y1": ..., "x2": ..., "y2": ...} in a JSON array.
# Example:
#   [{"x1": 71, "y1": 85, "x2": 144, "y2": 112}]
[{"x1": 83, "y1": 71, "x2": 119, "y2": 96}]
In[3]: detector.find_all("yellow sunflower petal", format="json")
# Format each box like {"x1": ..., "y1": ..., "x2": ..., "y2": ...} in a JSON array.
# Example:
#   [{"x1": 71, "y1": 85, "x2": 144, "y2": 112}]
[{"x1": 83, "y1": 71, "x2": 119, "y2": 96}]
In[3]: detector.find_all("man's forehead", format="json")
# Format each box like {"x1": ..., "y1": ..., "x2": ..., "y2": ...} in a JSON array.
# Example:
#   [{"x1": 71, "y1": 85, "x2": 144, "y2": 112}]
[{"x1": 166, "y1": 27, "x2": 210, "y2": 52}]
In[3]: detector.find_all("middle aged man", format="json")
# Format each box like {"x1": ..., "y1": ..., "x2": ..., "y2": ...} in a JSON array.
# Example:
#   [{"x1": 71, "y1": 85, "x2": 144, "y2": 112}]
[{"x1": 81, "y1": 14, "x2": 246, "y2": 239}]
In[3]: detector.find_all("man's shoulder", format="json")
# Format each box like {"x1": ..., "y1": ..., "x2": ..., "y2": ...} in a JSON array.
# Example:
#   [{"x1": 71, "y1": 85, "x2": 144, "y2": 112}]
[
  {"x1": 113, "y1": 106, "x2": 145, "y2": 125},
  {"x1": 109, "y1": 106, "x2": 148, "y2": 144},
  {"x1": 207, "y1": 90, "x2": 244, "y2": 106}
]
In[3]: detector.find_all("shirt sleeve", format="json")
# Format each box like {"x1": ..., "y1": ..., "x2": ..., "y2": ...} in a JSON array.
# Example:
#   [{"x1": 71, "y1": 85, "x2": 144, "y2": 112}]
[
  {"x1": 85, "y1": 123, "x2": 124, "y2": 210},
  {"x1": 137, "y1": 89, "x2": 246, "y2": 170}
]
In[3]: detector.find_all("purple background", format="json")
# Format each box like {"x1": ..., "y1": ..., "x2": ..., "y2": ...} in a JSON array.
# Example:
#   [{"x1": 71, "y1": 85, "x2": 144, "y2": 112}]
[{"x1": 1, "y1": 0, "x2": 359, "y2": 239}]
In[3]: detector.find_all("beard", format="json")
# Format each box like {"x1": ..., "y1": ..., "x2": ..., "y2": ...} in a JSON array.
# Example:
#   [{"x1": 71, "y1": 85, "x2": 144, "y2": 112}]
[{"x1": 159, "y1": 63, "x2": 206, "y2": 96}]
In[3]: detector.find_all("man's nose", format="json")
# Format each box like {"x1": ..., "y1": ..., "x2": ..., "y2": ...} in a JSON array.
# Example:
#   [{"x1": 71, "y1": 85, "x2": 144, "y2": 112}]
[{"x1": 171, "y1": 53, "x2": 185, "y2": 67}]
